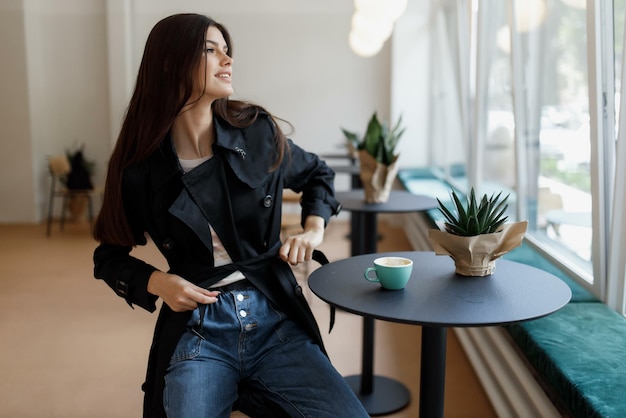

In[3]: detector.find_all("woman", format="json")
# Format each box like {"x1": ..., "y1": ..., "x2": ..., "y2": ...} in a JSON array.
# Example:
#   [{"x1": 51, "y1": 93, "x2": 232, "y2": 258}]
[{"x1": 92, "y1": 13, "x2": 368, "y2": 418}]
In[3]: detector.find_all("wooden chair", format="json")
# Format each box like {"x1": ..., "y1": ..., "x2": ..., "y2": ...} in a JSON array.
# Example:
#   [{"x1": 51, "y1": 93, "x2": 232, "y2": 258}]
[{"x1": 46, "y1": 155, "x2": 97, "y2": 236}]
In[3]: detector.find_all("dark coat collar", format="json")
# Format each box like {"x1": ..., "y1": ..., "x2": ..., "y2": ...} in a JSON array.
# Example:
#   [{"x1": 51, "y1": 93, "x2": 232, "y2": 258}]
[{"x1": 147, "y1": 115, "x2": 275, "y2": 190}]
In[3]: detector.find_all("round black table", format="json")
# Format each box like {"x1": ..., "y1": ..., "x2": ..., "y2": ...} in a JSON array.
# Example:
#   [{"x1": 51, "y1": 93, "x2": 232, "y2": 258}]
[
  {"x1": 309, "y1": 251, "x2": 572, "y2": 418},
  {"x1": 320, "y1": 152, "x2": 357, "y2": 164},
  {"x1": 330, "y1": 164, "x2": 362, "y2": 189},
  {"x1": 332, "y1": 190, "x2": 438, "y2": 415},
  {"x1": 336, "y1": 189, "x2": 438, "y2": 255}
]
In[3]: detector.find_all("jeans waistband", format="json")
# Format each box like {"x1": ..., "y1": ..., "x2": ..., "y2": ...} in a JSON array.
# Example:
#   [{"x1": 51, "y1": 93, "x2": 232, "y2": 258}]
[{"x1": 209, "y1": 279, "x2": 254, "y2": 293}]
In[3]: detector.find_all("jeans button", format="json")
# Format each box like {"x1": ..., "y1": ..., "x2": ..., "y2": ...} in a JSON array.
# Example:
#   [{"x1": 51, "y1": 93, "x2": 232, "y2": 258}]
[
  {"x1": 239, "y1": 310, "x2": 247, "y2": 317},
  {"x1": 236, "y1": 294, "x2": 244, "y2": 302}
]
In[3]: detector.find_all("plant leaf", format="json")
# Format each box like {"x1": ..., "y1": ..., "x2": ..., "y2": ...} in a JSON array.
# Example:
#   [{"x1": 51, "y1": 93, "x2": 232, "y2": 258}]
[
  {"x1": 465, "y1": 188, "x2": 478, "y2": 232},
  {"x1": 341, "y1": 128, "x2": 361, "y2": 150},
  {"x1": 450, "y1": 190, "x2": 470, "y2": 234},
  {"x1": 363, "y1": 113, "x2": 382, "y2": 157},
  {"x1": 438, "y1": 188, "x2": 510, "y2": 236},
  {"x1": 476, "y1": 195, "x2": 491, "y2": 233},
  {"x1": 467, "y1": 215, "x2": 480, "y2": 235},
  {"x1": 358, "y1": 112, "x2": 404, "y2": 165},
  {"x1": 437, "y1": 198, "x2": 459, "y2": 226},
  {"x1": 485, "y1": 193, "x2": 510, "y2": 226}
]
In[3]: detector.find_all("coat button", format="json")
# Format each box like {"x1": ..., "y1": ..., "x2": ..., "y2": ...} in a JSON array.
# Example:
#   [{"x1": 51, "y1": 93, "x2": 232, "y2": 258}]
[
  {"x1": 163, "y1": 239, "x2": 175, "y2": 250},
  {"x1": 263, "y1": 195, "x2": 273, "y2": 207},
  {"x1": 295, "y1": 285, "x2": 303, "y2": 296}
]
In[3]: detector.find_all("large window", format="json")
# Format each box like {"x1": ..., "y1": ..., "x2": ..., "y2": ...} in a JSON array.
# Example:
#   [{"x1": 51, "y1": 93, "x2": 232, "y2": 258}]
[
  {"x1": 512, "y1": 0, "x2": 593, "y2": 269},
  {"x1": 473, "y1": 0, "x2": 593, "y2": 270},
  {"x1": 428, "y1": 0, "x2": 626, "y2": 311}
]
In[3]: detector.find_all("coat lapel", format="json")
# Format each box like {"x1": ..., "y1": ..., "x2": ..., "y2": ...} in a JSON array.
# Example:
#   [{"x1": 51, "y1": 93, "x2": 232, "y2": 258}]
[
  {"x1": 167, "y1": 189, "x2": 214, "y2": 252},
  {"x1": 214, "y1": 116, "x2": 274, "y2": 188},
  {"x1": 178, "y1": 156, "x2": 243, "y2": 260}
]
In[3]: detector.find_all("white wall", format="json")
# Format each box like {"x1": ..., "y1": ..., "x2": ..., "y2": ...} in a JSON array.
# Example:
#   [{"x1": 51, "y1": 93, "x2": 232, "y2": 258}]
[
  {"x1": 0, "y1": 0, "x2": 36, "y2": 222},
  {"x1": 25, "y1": 0, "x2": 111, "y2": 223},
  {"x1": 0, "y1": 0, "x2": 431, "y2": 223},
  {"x1": 119, "y1": 0, "x2": 392, "y2": 157},
  {"x1": 391, "y1": 1, "x2": 432, "y2": 168}
]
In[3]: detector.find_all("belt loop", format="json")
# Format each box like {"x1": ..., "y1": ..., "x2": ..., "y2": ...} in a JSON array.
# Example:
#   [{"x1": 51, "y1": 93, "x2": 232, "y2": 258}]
[{"x1": 192, "y1": 304, "x2": 207, "y2": 340}]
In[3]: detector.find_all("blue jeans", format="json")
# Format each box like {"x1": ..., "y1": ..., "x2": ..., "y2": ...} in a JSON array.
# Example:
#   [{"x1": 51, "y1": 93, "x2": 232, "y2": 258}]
[{"x1": 163, "y1": 286, "x2": 369, "y2": 418}]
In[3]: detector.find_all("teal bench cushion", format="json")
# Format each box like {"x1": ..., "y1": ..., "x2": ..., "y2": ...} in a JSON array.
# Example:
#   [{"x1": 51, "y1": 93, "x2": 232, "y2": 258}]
[{"x1": 505, "y1": 303, "x2": 626, "y2": 418}]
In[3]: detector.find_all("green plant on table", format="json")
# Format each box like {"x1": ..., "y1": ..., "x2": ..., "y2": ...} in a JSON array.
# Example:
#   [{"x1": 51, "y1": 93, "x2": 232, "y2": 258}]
[
  {"x1": 437, "y1": 188, "x2": 510, "y2": 236},
  {"x1": 341, "y1": 112, "x2": 405, "y2": 166},
  {"x1": 64, "y1": 144, "x2": 95, "y2": 190}
]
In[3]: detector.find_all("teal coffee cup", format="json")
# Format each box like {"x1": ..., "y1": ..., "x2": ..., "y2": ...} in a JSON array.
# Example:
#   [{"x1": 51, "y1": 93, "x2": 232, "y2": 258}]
[{"x1": 364, "y1": 256, "x2": 413, "y2": 290}]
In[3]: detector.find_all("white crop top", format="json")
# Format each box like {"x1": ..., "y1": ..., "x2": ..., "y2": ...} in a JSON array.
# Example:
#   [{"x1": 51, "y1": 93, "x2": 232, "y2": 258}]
[{"x1": 179, "y1": 156, "x2": 246, "y2": 288}]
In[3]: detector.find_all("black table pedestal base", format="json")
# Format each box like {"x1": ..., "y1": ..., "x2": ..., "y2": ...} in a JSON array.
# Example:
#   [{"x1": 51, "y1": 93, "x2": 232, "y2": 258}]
[
  {"x1": 344, "y1": 375, "x2": 410, "y2": 416},
  {"x1": 420, "y1": 326, "x2": 447, "y2": 417}
]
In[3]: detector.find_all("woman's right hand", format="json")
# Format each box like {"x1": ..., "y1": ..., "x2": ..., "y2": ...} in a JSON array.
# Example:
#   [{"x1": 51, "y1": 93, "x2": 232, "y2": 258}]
[{"x1": 147, "y1": 271, "x2": 220, "y2": 312}]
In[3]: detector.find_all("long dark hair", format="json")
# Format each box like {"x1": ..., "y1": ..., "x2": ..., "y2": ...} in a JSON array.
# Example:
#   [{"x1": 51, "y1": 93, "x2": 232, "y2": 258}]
[{"x1": 94, "y1": 13, "x2": 289, "y2": 246}]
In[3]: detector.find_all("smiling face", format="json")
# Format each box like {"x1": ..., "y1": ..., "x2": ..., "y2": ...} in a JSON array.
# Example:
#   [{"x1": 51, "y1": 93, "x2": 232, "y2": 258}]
[{"x1": 192, "y1": 25, "x2": 234, "y2": 103}]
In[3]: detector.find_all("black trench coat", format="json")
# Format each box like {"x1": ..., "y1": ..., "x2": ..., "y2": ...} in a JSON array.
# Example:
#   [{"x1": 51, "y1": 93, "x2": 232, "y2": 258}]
[{"x1": 93, "y1": 113, "x2": 341, "y2": 417}]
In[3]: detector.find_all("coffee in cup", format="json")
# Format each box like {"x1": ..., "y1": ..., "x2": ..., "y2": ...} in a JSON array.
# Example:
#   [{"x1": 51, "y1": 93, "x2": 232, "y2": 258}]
[{"x1": 364, "y1": 256, "x2": 413, "y2": 290}]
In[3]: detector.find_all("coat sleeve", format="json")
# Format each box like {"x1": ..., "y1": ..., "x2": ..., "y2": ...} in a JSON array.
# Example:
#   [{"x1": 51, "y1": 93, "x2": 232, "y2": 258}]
[
  {"x1": 92, "y1": 168, "x2": 159, "y2": 312},
  {"x1": 93, "y1": 243, "x2": 158, "y2": 311},
  {"x1": 282, "y1": 138, "x2": 341, "y2": 226}
]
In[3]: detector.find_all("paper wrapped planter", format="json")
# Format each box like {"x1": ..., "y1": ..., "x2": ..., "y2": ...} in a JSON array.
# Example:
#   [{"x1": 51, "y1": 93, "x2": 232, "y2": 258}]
[
  {"x1": 428, "y1": 221, "x2": 528, "y2": 276},
  {"x1": 359, "y1": 150, "x2": 399, "y2": 204}
]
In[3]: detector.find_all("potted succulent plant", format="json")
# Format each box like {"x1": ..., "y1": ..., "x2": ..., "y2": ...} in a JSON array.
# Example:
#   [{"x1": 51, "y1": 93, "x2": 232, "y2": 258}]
[
  {"x1": 64, "y1": 145, "x2": 95, "y2": 221},
  {"x1": 342, "y1": 112, "x2": 405, "y2": 203},
  {"x1": 428, "y1": 187, "x2": 528, "y2": 276}
]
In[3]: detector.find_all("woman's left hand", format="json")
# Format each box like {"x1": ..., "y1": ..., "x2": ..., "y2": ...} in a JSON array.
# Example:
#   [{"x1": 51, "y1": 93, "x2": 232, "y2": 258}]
[{"x1": 279, "y1": 215, "x2": 325, "y2": 266}]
